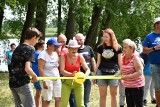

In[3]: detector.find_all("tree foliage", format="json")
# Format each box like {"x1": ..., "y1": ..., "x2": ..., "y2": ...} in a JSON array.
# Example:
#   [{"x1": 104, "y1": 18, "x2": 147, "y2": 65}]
[{"x1": 1, "y1": 0, "x2": 160, "y2": 47}]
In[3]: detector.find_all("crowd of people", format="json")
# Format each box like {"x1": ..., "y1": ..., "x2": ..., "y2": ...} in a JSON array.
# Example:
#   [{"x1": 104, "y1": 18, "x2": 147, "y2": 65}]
[{"x1": 7, "y1": 17, "x2": 160, "y2": 107}]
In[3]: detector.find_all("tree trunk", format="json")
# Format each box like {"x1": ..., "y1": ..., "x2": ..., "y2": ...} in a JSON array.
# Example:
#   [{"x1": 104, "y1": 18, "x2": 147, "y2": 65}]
[
  {"x1": 57, "y1": 0, "x2": 62, "y2": 35},
  {"x1": 77, "y1": 0, "x2": 85, "y2": 33},
  {"x1": 93, "y1": 11, "x2": 111, "y2": 51},
  {"x1": 20, "y1": 0, "x2": 37, "y2": 43},
  {"x1": 35, "y1": 0, "x2": 48, "y2": 40},
  {"x1": 65, "y1": 1, "x2": 77, "y2": 42},
  {"x1": 85, "y1": 5, "x2": 102, "y2": 45},
  {"x1": 0, "y1": 2, "x2": 5, "y2": 36},
  {"x1": 78, "y1": 15, "x2": 84, "y2": 33}
]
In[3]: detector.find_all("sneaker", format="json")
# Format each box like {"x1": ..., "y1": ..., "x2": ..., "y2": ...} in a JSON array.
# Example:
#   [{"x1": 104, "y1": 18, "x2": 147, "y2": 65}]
[
  {"x1": 151, "y1": 99, "x2": 156, "y2": 104},
  {"x1": 143, "y1": 100, "x2": 147, "y2": 106},
  {"x1": 120, "y1": 105, "x2": 124, "y2": 107}
]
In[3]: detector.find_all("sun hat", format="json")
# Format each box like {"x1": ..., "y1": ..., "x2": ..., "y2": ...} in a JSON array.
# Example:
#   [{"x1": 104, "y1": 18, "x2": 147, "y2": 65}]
[
  {"x1": 154, "y1": 17, "x2": 160, "y2": 24},
  {"x1": 47, "y1": 38, "x2": 61, "y2": 46},
  {"x1": 66, "y1": 39, "x2": 80, "y2": 48}
]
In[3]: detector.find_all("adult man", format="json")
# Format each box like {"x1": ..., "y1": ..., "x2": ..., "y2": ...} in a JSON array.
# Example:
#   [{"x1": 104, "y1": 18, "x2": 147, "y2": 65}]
[
  {"x1": 143, "y1": 17, "x2": 160, "y2": 107},
  {"x1": 57, "y1": 33, "x2": 68, "y2": 78},
  {"x1": 74, "y1": 33, "x2": 96, "y2": 107},
  {"x1": 57, "y1": 33, "x2": 68, "y2": 56},
  {"x1": 9, "y1": 27, "x2": 42, "y2": 107}
]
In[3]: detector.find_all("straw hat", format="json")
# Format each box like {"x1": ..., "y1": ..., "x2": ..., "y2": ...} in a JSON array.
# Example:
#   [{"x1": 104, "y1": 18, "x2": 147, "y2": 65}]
[{"x1": 66, "y1": 39, "x2": 80, "y2": 48}]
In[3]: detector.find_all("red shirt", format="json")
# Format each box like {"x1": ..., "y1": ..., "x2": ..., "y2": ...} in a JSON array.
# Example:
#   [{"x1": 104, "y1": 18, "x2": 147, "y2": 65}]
[{"x1": 64, "y1": 53, "x2": 80, "y2": 73}]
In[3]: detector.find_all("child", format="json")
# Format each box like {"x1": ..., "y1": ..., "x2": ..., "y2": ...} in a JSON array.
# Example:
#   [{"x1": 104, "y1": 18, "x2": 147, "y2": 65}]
[{"x1": 9, "y1": 27, "x2": 42, "y2": 107}]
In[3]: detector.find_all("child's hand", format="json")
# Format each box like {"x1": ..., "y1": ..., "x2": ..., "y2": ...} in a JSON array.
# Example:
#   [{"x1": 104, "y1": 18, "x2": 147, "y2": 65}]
[{"x1": 32, "y1": 75, "x2": 38, "y2": 82}]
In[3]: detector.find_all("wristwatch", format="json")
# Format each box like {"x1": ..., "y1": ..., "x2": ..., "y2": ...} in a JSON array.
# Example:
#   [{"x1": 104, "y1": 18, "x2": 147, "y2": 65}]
[{"x1": 152, "y1": 47, "x2": 155, "y2": 51}]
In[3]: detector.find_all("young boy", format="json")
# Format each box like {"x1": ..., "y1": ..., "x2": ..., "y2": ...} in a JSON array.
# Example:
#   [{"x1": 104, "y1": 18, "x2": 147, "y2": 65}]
[
  {"x1": 9, "y1": 27, "x2": 42, "y2": 107},
  {"x1": 6, "y1": 43, "x2": 16, "y2": 72}
]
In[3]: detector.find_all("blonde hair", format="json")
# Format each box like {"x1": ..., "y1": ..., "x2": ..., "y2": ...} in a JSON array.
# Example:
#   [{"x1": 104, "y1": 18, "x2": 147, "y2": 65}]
[{"x1": 122, "y1": 39, "x2": 137, "y2": 52}]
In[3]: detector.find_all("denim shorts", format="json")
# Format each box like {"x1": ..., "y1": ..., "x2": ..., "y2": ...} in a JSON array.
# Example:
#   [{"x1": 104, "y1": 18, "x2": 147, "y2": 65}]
[
  {"x1": 150, "y1": 64, "x2": 160, "y2": 91},
  {"x1": 33, "y1": 81, "x2": 42, "y2": 90},
  {"x1": 96, "y1": 69, "x2": 119, "y2": 86}
]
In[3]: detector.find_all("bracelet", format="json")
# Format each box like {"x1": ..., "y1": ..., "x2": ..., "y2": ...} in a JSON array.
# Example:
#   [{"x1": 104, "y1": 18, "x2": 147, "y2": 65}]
[{"x1": 152, "y1": 47, "x2": 155, "y2": 51}]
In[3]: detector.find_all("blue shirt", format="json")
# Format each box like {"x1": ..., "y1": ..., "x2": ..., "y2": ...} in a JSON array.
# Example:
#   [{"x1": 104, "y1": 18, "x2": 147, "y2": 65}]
[
  {"x1": 32, "y1": 51, "x2": 40, "y2": 76},
  {"x1": 6, "y1": 50, "x2": 13, "y2": 65},
  {"x1": 143, "y1": 32, "x2": 160, "y2": 64},
  {"x1": 140, "y1": 53, "x2": 151, "y2": 76}
]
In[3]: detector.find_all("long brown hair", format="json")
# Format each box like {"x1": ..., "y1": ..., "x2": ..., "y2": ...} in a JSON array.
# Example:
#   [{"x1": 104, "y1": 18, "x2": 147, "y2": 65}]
[{"x1": 100, "y1": 29, "x2": 119, "y2": 51}]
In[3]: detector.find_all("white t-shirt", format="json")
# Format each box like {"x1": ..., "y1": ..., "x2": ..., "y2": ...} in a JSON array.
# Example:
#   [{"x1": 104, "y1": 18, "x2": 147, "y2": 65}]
[{"x1": 38, "y1": 50, "x2": 60, "y2": 77}]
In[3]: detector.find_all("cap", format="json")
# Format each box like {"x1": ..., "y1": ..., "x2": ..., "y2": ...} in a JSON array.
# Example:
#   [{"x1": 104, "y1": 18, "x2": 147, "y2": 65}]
[
  {"x1": 46, "y1": 38, "x2": 61, "y2": 46},
  {"x1": 154, "y1": 17, "x2": 160, "y2": 24}
]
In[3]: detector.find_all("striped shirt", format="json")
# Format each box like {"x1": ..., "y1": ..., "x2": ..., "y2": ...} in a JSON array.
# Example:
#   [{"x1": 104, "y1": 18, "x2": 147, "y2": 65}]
[{"x1": 121, "y1": 54, "x2": 144, "y2": 88}]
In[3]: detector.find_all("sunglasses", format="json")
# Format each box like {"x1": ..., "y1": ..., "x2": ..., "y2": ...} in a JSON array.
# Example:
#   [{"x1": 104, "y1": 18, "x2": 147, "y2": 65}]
[{"x1": 70, "y1": 47, "x2": 78, "y2": 50}]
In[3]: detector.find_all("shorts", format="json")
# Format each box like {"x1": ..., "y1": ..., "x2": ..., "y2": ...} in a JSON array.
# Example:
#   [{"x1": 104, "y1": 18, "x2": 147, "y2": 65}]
[
  {"x1": 150, "y1": 64, "x2": 160, "y2": 91},
  {"x1": 96, "y1": 69, "x2": 119, "y2": 86},
  {"x1": 33, "y1": 81, "x2": 42, "y2": 90},
  {"x1": 42, "y1": 80, "x2": 61, "y2": 101}
]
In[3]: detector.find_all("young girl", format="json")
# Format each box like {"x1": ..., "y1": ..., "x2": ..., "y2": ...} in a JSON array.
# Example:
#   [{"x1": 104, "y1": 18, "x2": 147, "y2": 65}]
[{"x1": 95, "y1": 28, "x2": 122, "y2": 107}]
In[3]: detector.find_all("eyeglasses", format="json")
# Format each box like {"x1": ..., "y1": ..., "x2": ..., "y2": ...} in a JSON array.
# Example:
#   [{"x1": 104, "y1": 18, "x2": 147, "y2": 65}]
[{"x1": 70, "y1": 47, "x2": 78, "y2": 50}]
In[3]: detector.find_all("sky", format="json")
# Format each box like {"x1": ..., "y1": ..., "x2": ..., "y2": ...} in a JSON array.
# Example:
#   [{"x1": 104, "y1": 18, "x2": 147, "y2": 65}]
[
  {"x1": 4, "y1": 6, "x2": 15, "y2": 20},
  {"x1": 3, "y1": 1, "x2": 58, "y2": 24}
]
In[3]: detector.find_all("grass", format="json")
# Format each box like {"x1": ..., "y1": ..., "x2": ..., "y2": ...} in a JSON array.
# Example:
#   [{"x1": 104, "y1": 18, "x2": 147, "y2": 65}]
[
  {"x1": 0, "y1": 72, "x2": 156, "y2": 107},
  {"x1": 0, "y1": 73, "x2": 14, "y2": 107},
  {"x1": 46, "y1": 28, "x2": 57, "y2": 33},
  {"x1": 45, "y1": 28, "x2": 57, "y2": 37}
]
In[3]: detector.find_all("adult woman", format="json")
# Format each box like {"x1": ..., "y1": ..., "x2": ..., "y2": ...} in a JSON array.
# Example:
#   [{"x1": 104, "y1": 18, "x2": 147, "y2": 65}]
[
  {"x1": 95, "y1": 28, "x2": 122, "y2": 107},
  {"x1": 60, "y1": 39, "x2": 90, "y2": 107},
  {"x1": 120, "y1": 39, "x2": 144, "y2": 107},
  {"x1": 38, "y1": 38, "x2": 61, "y2": 107}
]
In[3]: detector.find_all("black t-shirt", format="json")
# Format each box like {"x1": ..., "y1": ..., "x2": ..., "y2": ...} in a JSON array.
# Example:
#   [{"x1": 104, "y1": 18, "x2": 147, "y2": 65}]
[
  {"x1": 78, "y1": 45, "x2": 95, "y2": 73},
  {"x1": 9, "y1": 44, "x2": 35, "y2": 88},
  {"x1": 97, "y1": 45, "x2": 122, "y2": 70}
]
